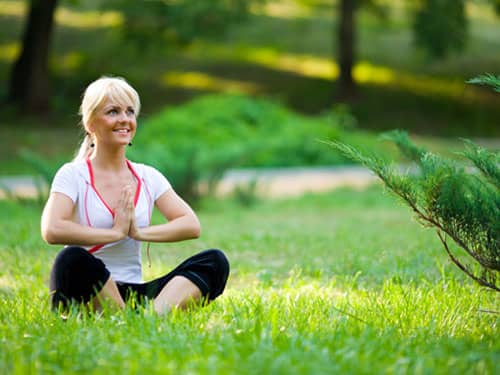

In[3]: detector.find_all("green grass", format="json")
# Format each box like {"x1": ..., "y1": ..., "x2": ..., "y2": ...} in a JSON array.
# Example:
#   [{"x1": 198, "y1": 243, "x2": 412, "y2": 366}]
[{"x1": 1, "y1": 187, "x2": 498, "y2": 373}]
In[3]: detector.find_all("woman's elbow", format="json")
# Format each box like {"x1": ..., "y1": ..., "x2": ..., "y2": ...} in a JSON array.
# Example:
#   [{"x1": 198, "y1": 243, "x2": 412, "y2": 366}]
[
  {"x1": 42, "y1": 228, "x2": 57, "y2": 244},
  {"x1": 190, "y1": 218, "x2": 201, "y2": 239},
  {"x1": 41, "y1": 225, "x2": 62, "y2": 245}
]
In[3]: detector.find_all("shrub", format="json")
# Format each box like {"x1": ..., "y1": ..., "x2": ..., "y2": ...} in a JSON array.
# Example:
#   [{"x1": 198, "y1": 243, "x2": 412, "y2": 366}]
[{"x1": 129, "y1": 94, "x2": 348, "y2": 203}]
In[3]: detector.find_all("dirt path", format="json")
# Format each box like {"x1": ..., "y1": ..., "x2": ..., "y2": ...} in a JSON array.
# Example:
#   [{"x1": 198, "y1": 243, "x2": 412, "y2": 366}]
[
  {"x1": 214, "y1": 166, "x2": 378, "y2": 198},
  {"x1": 0, "y1": 166, "x2": 378, "y2": 200}
]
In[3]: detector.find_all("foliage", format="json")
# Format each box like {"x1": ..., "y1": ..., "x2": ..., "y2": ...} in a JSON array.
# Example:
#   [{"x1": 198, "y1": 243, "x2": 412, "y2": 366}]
[
  {"x1": 101, "y1": 0, "x2": 265, "y2": 48},
  {"x1": 129, "y1": 94, "x2": 352, "y2": 203},
  {"x1": 490, "y1": 0, "x2": 500, "y2": 15},
  {"x1": 467, "y1": 73, "x2": 500, "y2": 93},
  {"x1": 328, "y1": 131, "x2": 500, "y2": 291},
  {"x1": 413, "y1": 0, "x2": 468, "y2": 58},
  {"x1": 3, "y1": 149, "x2": 61, "y2": 204}
]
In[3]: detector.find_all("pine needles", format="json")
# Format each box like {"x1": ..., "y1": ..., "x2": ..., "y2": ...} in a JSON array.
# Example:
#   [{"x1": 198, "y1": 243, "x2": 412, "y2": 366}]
[{"x1": 327, "y1": 131, "x2": 499, "y2": 292}]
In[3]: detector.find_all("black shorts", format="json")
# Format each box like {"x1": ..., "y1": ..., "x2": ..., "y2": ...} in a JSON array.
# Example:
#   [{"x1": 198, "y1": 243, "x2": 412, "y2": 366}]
[{"x1": 49, "y1": 246, "x2": 229, "y2": 309}]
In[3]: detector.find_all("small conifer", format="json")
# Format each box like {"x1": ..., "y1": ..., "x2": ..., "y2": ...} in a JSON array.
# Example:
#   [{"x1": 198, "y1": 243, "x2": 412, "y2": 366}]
[{"x1": 328, "y1": 75, "x2": 499, "y2": 291}]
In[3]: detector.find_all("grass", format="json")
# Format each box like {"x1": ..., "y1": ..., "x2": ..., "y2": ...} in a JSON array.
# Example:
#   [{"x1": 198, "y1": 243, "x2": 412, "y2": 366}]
[{"x1": 0, "y1": 186, "x2": 498, "y2": 373}]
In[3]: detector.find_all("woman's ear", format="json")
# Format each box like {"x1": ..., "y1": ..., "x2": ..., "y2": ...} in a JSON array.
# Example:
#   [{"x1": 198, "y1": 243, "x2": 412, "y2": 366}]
[{"x1": 85, "y1": 122, "x2": 95, "y2": 133}]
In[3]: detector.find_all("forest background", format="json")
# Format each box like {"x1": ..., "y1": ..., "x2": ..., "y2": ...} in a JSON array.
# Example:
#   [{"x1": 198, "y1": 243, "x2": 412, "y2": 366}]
[{"x1": 1, "y1": 0, "x2": 499, "y2": 178}]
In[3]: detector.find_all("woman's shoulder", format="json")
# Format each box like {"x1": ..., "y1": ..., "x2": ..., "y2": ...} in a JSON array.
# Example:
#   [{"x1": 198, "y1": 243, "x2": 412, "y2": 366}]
[
  {"x1": 54, "y1": 160, "x2": 88, "y2": 180},
  {"x1": 127, "y1": 160, "x2": 171, "y2": 192},
  {"x1": 127, "y1": 160, "x2": 163, "y2": 177}
]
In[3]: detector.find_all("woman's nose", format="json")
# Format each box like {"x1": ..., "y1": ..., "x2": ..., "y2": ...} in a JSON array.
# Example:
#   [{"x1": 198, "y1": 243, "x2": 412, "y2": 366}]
[{"x1": 118, "y1": 111, "x2": 129, "y2": 122}]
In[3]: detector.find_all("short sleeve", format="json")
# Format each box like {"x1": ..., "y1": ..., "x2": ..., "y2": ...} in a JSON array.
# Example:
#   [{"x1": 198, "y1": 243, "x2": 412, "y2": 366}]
[
  {"x1": 144, "y1": 165, "x2": 172, "y2": 201},
  {"x1": 51, "y1": 163, "x2": 79, "y2": 202}
]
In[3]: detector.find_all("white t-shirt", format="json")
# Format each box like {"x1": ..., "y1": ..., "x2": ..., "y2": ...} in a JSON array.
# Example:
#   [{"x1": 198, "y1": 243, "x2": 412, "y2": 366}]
[{"x1": 50, "y1": 159, "x2": 172, "y2": 283}]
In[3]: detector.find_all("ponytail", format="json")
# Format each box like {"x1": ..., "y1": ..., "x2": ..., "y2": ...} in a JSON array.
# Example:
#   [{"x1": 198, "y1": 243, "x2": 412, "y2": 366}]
[{"x1": 73, "y1": 133, "x2": 94, "y2": 161}]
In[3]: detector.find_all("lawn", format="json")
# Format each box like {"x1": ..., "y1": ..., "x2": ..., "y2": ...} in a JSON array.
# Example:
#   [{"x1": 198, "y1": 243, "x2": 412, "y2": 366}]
[{"x1": 1, "y1": 187, "x2": 498, "y2": 373}]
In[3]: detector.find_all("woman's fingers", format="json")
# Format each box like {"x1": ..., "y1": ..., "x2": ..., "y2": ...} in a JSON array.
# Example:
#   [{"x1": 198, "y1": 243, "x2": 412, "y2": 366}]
[{"x1": 113, "y1": 185, "x2": 134, "y2": 236}]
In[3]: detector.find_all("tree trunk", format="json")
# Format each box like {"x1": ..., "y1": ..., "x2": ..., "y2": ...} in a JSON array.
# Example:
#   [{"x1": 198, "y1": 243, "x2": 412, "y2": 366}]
[
  {"x1": 8, "y1": 0, "x2": 59, "y2": 114},
  {"x1": 336, "y1": 0, "x2": 357, "y2": 101}
]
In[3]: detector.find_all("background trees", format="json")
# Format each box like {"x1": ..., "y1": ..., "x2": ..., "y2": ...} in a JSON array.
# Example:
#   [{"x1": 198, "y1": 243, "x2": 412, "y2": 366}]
[
  {"x1": 335, "y1": 0, "x2": 500, "y2": 100},
  {"x1": 7, "y1": 0, "x2": 59, "y2": 113},
  {"x1": 6, "y1": 0, "x2": 262, "y2": 114},
  {"x1": 2, "y1": 0, "x2": 499, "y2": 136}
]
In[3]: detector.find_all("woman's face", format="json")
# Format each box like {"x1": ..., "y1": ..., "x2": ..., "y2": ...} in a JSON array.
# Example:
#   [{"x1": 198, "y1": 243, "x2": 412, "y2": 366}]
[{"x1": 88, "y1": 97, "x2": 137, "y2": 148}]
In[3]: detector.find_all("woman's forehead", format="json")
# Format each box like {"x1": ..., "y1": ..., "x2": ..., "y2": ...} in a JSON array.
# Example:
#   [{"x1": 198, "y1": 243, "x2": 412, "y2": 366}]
[{"x1": 99, "y1": 96, "x2": 134, "y2": 109}]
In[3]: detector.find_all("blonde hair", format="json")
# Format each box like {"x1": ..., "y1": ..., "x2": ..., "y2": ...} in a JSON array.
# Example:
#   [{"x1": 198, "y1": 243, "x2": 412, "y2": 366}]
[{"x1": 74, "y1": 76, "x2": 141, "y2": 161}]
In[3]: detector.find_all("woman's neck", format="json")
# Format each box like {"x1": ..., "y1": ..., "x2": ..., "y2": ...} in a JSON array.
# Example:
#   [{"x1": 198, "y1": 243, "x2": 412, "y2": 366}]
[{"x1": 89, "y1": 146, "x2": 128, "y2": 172}]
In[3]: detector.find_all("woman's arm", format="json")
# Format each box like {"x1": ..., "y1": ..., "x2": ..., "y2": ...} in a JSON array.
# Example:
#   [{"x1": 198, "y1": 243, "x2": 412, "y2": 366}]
[
  {"x1": 41, "y1": 189, "x2": 132, "y2": 246},
  {"x1": 128, "y1": 189, "x2": 201, "y2": 243}
]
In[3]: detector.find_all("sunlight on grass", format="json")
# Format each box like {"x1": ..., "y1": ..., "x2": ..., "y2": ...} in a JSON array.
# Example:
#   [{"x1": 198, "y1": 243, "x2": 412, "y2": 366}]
[
  {"x1": 467, "y1": 1, "x2": 500, "y2": 21},
  {"x1": 162, "y1": 71, "x2": 260, "y2": 94},
  {"x1": 244, "y1": 47, "x2": 338, "y2": 79},
  {"x1": 250, "y1": 0, "x2": 314, "y2": 19},
  {"x1": 0, "y1": 0, "x2": 23, "y2": 17},
  {"x1": 0, "y1": 42, "x2": 19, "y2": 62},
  {"x1": 55, "y1": 8, "x2": 123, "y2": 29},
  {"x1": 354, "y1": 62, "x2": 394, "y2": 84},
  {"x1": 192, "y1": 42, "x2": 497, "y2": 104},
  {"x1": 57, "y1": 51, "x2": 85, "y2": 72},
  {"x1": 0, "y1": 275, "x2": 13, "y2": 289},
  {"x1": 0, "y1": 1, "x2": 123, "y2": 29}
]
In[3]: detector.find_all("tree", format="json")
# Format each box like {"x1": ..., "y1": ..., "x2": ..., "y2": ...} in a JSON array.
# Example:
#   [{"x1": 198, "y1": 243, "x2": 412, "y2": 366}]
[
  {"x1": 7, "y1": 0, "x2": 263, "y2": 115},
  {"x1": 8, "y1": 0, "x2": 59, "y2": 114},
  {"x1": 327, "y1": 76, "x2": 500, "y2": 291},
  {"x1": 337, "y1": 0, "x2": 357, "y2": 101},
  {"x1": 334, "y1": 0, "x2": 499, "y2": 100},
  {"x1": 102, "y1": 0, "x2": 262, "y2": 49},
  {"x1": 335, "y1": 0, "x2": 386, "y2": 101},
  {"x1": 413, "y1": 0, "x2": 467, "y2": 58}
]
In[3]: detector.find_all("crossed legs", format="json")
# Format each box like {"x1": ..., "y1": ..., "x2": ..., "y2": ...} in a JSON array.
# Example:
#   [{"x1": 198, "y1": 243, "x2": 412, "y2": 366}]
[
  {"x1": 94, "y1": 275, "x2": 202, "y2": 314},
  {"x1": 50, "y1": 247, "x2": 228, "y2": 314}
]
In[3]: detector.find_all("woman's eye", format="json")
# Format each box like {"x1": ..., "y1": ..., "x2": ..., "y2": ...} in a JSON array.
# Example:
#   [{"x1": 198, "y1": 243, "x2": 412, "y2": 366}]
[
  {"x1": 126, "y1": 108, "x2": 135, "y2": 116},
  {"x1": 108, "y1": 109, "x2": 118, "y2": 115}
]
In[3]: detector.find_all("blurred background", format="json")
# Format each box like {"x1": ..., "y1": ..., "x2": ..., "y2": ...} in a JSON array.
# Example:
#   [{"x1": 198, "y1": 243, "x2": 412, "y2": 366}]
[{"x1": 0, "y1": 0, "x2": 499, "y2": 201}]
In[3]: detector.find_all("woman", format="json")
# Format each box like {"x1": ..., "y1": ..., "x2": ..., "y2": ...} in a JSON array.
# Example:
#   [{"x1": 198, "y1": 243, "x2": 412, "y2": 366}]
[{"x1": 42, "y1": 76, "x2": 229, "y2": 314}]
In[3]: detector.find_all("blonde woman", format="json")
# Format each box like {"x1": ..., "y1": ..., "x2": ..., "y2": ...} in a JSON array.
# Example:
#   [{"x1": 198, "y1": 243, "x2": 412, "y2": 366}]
[{"x1": 42, "y1": 76, "x2": 229, "y2": 314}]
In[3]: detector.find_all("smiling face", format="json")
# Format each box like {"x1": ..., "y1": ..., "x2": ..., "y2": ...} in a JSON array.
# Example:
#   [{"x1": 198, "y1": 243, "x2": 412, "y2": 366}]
[
  {"x1": 88, "y1": 98, "x2": 137, "y2": 148},
  {"x1": 79, "y1": 77, "x2": 141, "y2": 153}
]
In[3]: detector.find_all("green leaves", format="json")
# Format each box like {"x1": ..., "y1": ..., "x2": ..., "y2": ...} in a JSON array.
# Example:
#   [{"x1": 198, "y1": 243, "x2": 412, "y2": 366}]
[
  {"x1": 101, "y1": 0, "x2": 263, "y2": 48},
  {"x1": 413, "y1": 0, "x2": 468, "y2": 58},
  {"x1": 467, "y1": 74, "x2": 500, "y2": 94},
  {"x1": 129, "y1": 94, "x2": 343, "y2": 203}
]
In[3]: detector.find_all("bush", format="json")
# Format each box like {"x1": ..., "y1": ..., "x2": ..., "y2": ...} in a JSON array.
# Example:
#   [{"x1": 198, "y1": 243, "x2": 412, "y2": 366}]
[{"x1": 129, "y1": 94, "x2": 352, "y2": 203}]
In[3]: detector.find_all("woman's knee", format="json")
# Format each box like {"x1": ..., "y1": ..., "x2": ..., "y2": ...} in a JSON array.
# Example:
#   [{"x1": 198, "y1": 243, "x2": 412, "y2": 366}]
[
  {"x1": 205, "y1": 249, "x2": 230, "y2": 277},
  {"x1": 52, "y1": 246, "x2": 91, "y2": 270},
  {"x1": 49, "y1": 246, "x2": 110, "y2": 308}
]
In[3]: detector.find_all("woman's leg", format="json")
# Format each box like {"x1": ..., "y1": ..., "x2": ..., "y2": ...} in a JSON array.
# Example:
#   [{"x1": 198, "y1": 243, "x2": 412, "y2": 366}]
[
  {"x1": 149, "y1": 249, "x2": 230, "y2": 315},
  {"x1": 153, "y1": 276, "x2": 202, "y2": 315},
  {"x1": 50, "y1": 246, "x2": 124, "y2": 312},
  {"x1": 91, "y1": 277, "x2": 126, "y2": 311}
]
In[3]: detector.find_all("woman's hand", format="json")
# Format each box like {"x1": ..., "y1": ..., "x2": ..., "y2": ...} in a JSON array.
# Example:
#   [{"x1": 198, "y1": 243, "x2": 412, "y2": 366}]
[
  {"x1": 125, "y1": 189, "x2": 201, "y2": 243},
  {"x1": 112, "y1": 185, "x2": 133, "y2": 239},
  {"x1": 127, "y1": 188, "x2": 142, "y2": 240}
]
